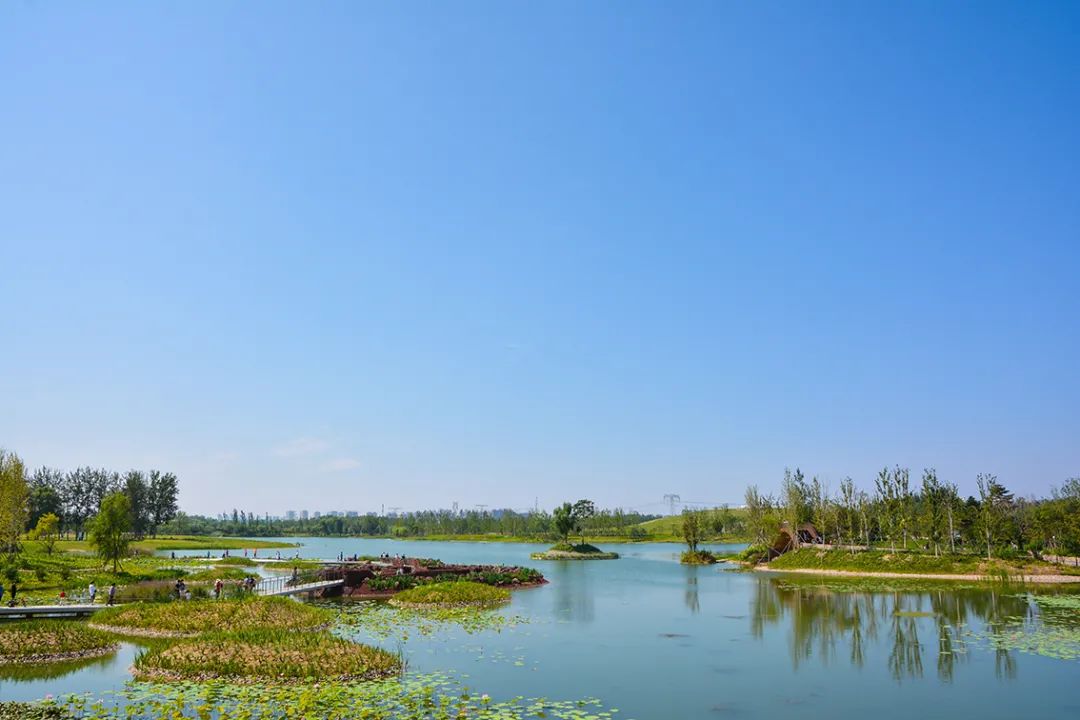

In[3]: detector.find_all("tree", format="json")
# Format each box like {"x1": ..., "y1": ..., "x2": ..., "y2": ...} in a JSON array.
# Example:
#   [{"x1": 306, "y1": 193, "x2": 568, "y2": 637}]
[
  {"x1": 122, "y1": 470, "x2": 150, "y2": 538},
  {"x1": 148, "y1": 470, "x2": 179, "y2": 537},
  {"x1": 780, "y1": 468, "x2": 811, "y2": 549},
  {"x1": 31, "y1": 512, "x2": 60, "y2": 555},
  {"x1": 682, "y1": 509, "x2": 702, "y2": 552},
  {"x1": 553, "y1": 502, "x2": 575, "y2": 543},
  {"x1": 920, "y1": 469, "x2": 946, "y2": 556},
  {"x1": 28, "y1": 467, "x2": 64, "y2": 530},
  {"x1": 89, "y1": 492, "x2": 132, "y2": 573},
  {"x1": 0, "y1": 450, "x2": 30, "y2": 559},
  {"x1": 571, "y1": 499, "x2": 596, "y2": 544},
  {"x1": 744, "y1": 485, "x2": 776, "y2": 546}
]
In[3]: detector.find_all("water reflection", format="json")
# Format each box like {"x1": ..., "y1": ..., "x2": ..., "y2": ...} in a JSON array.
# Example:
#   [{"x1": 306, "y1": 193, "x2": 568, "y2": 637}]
[
  {"x1": 751, "y1": 577, "x2": 1032, "y2": 682},
  {"x1": 684, "y1": 568, "x2": 700, "y2": 614},
  {"x1": 549, "y1": 562, "x2": 595, "y2": 623}
]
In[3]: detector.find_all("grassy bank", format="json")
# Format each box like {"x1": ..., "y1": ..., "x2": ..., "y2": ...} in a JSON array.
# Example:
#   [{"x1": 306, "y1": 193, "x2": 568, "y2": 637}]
[
  {"x1": 90, "y1": 597, "x2": 334, "y2": 637},
  {"x1": 134, "y1": 629, "x2": 401, "y2": 683},
  {"x1": 766, "y1": 548, "x2": 1080, "y2": 579},
  {"x1": 26, "y1": 536, "x2": 296, "y2": 554}
]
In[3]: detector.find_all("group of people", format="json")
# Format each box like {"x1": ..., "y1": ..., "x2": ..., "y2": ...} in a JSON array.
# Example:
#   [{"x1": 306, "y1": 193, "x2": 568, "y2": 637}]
[{"x1": 85, "y1": 582, "x2": 117, "y2": 605}]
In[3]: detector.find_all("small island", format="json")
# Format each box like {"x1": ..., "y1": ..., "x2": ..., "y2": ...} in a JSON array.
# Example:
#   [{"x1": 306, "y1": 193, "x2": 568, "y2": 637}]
[
  {"x1": 531, "y1": 501, "x2": 620, "y2": 559},
  {"x1": 678, "y1": 509, "x2": 718, "y2": 564},
  {"x1": 531, "y1": 542, "x2": 619, "y2": 560}
]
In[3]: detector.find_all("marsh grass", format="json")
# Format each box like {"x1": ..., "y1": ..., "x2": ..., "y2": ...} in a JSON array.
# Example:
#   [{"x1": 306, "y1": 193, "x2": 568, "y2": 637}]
[
  {"x1": 389, "y1": 581, "x2": 510, "y2": 608},
  {"x1": 133, "y1": 629, "x2": 401, "y2": 683},
  {"x1": 90, "y1": 597, "x2": 334, "y2": 637},
  {"x1": 0, "y1": 621, "x2": 117, "y2": 664}
]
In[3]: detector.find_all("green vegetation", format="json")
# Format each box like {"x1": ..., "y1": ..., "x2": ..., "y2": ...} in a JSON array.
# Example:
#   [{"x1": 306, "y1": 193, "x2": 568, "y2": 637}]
[
  {"x1": 42, "y1": 675, "x2": 620, "y2": 720},
  {"x1": 0, "y1": 621, "x2": 117, "y2": 663},
  {"x1": 531, "y1": 542, "x2": 619, "y2": 560},
  {"x1": 90, "y1": 597, "x2": 334, "y2": 637},
  {"x1": 390, "y1": 580, "x2": 511, "y2": 608},
  {"x1": 0, "y1": 702, "x2": 69, "y2": 720},
  {"x1": 765, "y1": 547, "x2": 1080, "y2": 578},
  {"x1": 680, "y1": 550, "x2": 718, "y2": 565},
  {"x1": 366, "y1": 566, "x2": 543, "y2": 592},
  {"x1": 133, "y1": 629, "x2": 401, "y2": 683},
  {"x1": 89, "y1": 492, "x2": 132, "y2": 573},
  {"x1": 743, "y1": 466, "x2": 1080, "y2": 562}
]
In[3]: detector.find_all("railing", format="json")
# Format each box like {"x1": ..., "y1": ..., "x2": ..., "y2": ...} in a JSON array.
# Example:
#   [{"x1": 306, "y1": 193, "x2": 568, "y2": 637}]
[{"x1": 253, "y1": 568, "x2": 345, "y2": 596}]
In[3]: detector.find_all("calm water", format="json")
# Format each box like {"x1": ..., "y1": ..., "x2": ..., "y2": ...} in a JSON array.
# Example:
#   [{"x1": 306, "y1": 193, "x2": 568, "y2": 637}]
[{"x1": 3, "y1": 537, "x2": 1078, "y2": 719}]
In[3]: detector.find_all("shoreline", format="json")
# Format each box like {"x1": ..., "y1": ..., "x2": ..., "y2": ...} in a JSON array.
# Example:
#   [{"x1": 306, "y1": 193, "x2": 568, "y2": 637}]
[{"x1": 753, "y1": 565, "x2": 1080, "y2": 584}]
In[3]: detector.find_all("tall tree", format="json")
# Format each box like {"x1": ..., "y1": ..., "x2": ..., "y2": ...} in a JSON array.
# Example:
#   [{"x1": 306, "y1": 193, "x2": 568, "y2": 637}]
[
  {"x1": 681, "y1": 508, "x2": 702, "y2": 552},
  {"x1": 0, "y1": 450, "x2": 30, "y2": 558},
  {"x1": 148, "y1": 470, "x2": 179, "y2": 537},
  {"x1": 122, "y1": 470, "x2": 151, "y2": 538},
  {"x1": 28, "y1": 467, "x2": 64, "y2": 530},
  {"x1": 553, "y1": 502, "x2": 575, "y2": 543},
  {"x1": 89, "y1": 492, "x2": 132, "y2": 573}
]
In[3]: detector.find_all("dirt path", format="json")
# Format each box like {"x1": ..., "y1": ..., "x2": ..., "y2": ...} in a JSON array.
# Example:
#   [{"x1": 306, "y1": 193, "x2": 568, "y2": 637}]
[{"x1": 753, "y1": 566, "x2": 1080, "y2": 584}]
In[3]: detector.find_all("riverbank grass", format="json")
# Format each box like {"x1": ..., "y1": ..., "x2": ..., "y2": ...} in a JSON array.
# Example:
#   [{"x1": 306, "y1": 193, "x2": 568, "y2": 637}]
[
  {"x1": 765, "y1": 548, "x2": 1080, "y2": 580},
  {"x1": 389, "y1": 580, "x2": 511, "y2": 608},
  {"x1": 531, "y1": 543, "x2": 619, "y2": 560},
  {"x1": 0, "y1": 621, "x2": 117, "y2": 664},
  {"x1": 134, "y1": 629, "x2": 401, "y2": 683},
  {"x1": 90, "y1": 597, "x2": 334, "y2": 637}
]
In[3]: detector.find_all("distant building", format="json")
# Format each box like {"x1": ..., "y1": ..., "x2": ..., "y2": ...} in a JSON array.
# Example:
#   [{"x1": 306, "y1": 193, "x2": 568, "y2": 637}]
[
  {"x1": 345, "y1": 511, "x2": 358, "y2": 518},
  {"x1": 313, "y1": 511, "x2": 322, "y2": 519},
  {"x1": 300, "y1": 510, "x2": 309, "y2": 521},
  {"x1": 285, "y1": 510, "x2": 297, "y2": 521}
]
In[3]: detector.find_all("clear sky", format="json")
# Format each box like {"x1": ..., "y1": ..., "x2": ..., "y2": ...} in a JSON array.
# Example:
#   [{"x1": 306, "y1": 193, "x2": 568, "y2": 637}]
[{"x1": 2, "y1": 1, "x2": 1078, "y2": 517}]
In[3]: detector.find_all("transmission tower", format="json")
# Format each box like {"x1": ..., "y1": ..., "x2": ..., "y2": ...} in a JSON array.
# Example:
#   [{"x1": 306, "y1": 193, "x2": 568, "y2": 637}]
[{"x1": 663, "y1": 493, "x2": 681, "y2": 516}]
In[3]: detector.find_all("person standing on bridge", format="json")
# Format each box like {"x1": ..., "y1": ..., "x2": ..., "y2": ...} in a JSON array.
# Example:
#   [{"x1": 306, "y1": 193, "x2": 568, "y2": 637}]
[
  {"x1": 107, "y1": 583, "x2": 116, "y2": 606},
  {"x1": 0, "y1": 581, "x2": 4, "y2": 605},
  {"x1": 88, "y1": 582, "x2": 97, "y2": 604}
]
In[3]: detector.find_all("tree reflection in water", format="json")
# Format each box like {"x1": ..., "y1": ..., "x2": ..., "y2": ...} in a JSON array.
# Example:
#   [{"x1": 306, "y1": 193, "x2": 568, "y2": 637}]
[
  {"x1": 750, "y1": 577, "x2": 1030, "y2": 682},
  {"x1": 684, "y1": 567, "x2": 700, "y2": 614}
]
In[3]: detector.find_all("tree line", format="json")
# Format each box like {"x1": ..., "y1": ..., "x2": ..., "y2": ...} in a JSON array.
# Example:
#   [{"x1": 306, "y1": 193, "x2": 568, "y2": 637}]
[
  {"x1": 738, "y1": 466, "x2": 1080, "y2": 560},
  {"x1": 164, "y1": 503, "x2": 658, "y2": 540},
  {"x1": 17, "y1": 455, "x2": 179, "y2": 541}
]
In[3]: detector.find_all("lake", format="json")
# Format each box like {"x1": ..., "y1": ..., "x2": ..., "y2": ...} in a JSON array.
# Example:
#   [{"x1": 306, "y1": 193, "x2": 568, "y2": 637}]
[{"x1": 3, "y1": 537, "x2": 1078, "y2": 719}]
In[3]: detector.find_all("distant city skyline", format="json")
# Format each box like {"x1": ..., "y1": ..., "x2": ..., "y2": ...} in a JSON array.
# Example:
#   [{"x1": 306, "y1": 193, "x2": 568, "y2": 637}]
[{"x1": 2, "y1": 2, "x2": 1078, "y2": 514}]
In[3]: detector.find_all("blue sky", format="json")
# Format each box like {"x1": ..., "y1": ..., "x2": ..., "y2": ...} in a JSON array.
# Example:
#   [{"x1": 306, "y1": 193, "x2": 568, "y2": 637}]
[{"x1": 2, "y1": 1, "x2": 1078, "y2": 516}]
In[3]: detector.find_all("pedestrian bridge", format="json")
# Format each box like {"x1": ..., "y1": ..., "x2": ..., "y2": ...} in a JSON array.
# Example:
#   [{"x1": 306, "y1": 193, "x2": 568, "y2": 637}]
[
  {"x1": 254, "y1": 576, "x2": 344, "y2": 597},
  {"x1": 0, "y1": 604, "x2": 103, "y2": 619}
]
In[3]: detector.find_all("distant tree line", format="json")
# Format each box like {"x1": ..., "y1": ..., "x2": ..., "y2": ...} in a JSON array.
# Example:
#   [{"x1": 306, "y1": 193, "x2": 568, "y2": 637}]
[
  {"x1": 741, "y1": 466, "x2": 1080, "y2": 560},
  {"x1": 163, "y1": 503, "x2": 659, "y2": 540}
]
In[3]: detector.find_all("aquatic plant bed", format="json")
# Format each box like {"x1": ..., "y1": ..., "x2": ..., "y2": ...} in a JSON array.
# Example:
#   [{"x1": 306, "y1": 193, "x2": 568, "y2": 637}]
[
  {"x1": 531, "y1": 543, "x2": 619, "y2": 560},
  {"x1": 344, "y1": 562, "x2": 545, "y2": 597},
  {"x1": 0, "y1": 621, "x2": 118, "y2": 664},
  {"x1": 89, "y1": 597, "x2": 334, "y2": 637},
  {"x1": 133, "y1": 629, "x2": 401, "y2": 683},
  {"x1": 40, "y1": 674, "x2": 618, "y2": 720},
  {"x1": 0, "y1": 702, "x2": 70, "y2": 720},
  {"x1": 680, "y1": 550, "x2": 718, "y2": 565},
  {"x1": 388, "y1": 580, "x2": 511, "y2": 608}
]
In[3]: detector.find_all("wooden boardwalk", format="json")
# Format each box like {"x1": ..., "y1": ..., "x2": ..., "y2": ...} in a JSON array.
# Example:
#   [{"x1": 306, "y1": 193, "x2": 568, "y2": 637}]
[{"x1": 0, "y1": 604, "x2": 103, "y2": 619}]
